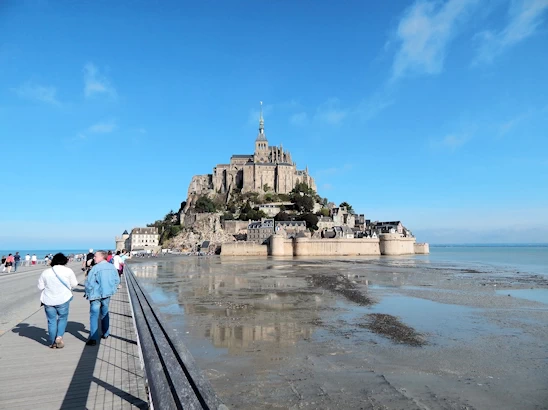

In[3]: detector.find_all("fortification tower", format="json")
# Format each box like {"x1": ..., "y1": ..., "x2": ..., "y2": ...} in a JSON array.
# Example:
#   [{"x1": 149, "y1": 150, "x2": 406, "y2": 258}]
[{"x1": 254, "y1": 101, "x2": 269, "y2": 163}]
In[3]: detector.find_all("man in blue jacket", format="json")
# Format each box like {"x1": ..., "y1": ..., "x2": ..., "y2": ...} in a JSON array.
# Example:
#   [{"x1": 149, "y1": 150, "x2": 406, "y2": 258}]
[{"x1": 84, "y1": 250, "x2": 120, "y2": 346}]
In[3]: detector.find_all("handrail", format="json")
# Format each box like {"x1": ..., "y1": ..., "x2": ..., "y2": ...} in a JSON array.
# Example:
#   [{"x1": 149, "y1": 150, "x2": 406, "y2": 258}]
[{"x1": 124, "y1": 265, "x2": 228, "y2": 410}]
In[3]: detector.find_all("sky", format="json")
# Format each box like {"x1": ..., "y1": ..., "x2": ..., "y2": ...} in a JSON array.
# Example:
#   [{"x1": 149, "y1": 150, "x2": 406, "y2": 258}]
[{"x1": 1, "y1": 0, "x2": 547, "y2": 248}]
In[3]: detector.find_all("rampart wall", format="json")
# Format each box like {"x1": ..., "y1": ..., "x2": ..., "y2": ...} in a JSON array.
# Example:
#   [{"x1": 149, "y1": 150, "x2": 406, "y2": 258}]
[
  {"x1": 414, "y1": 243, "x2": 430, "y2": 254},
  {"x1": 222, "y1": 234, "x2": 427, "y2": 256}
]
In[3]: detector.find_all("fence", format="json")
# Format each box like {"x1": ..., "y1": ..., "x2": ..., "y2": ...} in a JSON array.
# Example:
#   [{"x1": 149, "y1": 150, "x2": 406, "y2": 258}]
[{"x1": 124, "y1": 265, "x2": 228, "y2": 410}]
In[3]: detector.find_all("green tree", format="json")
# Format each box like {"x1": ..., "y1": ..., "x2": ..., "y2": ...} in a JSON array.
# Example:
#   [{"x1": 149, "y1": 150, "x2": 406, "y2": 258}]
[
  {"x1": 339, "y1": 202, "x2": 353, "y2": 213},
  {"x1": 221, "y1": 212, "x2": 234, "y2": 221},
  {"x1": 317, "y1": 207, "x2": 330, "y2": 217},
  {"x1": 274, "y1": 211, "x2": 291, "y2": 221},
  {"x1": 194, "y1": 196, "x2": 217, "y2": 213},
  {"x1": 293, "y1": 194, "x2": 314, "y2": 213},
  {"x1": 297, "y1": 213, "x2": 319, "y2": 231}
]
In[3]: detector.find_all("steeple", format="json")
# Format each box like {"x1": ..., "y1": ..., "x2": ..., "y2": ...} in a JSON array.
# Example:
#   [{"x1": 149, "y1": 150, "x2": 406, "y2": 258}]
[{"x1": 256, "y1": 101, "x2": 267, "y2": 141}]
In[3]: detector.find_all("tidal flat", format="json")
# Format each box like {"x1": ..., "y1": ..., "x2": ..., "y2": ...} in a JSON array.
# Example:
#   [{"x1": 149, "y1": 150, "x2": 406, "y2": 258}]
[{"x1": 130, "y1": 255, "x2": 548, "y2": 409}]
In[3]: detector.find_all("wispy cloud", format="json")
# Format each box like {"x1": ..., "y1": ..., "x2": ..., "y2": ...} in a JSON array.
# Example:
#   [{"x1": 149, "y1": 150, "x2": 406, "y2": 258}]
[
  {"x1": 88, "y1": 120, "x2": 117, "y2": 133},
  {"x1": 83, "y1": 62, "x2": 117, "y2": 99},
  {"x1": 314, "y1": 98, "x2": 348, "y2": 125},
  {"x1": 74, "y1": 120, "x2": 117, "y2": 140},
  {"x1": 290, "y1": 112, "x2": 308, "y2": 126},
  {"x1": 432, "y1": 134, "x2": 469, "y2": 150},
  {"x1": 392, "y1": 0, "x2": 478, "y2": 80},
  {"x1": 474, "y1": 0, "x2": 548, "y2": 64},
  {"x1": 12, "y1": 81, "x2": 60, "y2": 105},
  {"x1": 355, "y1": 90, "x2": 394, "y2": 122}
]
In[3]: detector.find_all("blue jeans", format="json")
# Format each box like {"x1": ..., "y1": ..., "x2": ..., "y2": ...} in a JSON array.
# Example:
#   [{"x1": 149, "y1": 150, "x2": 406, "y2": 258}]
[
  {"x1": 44, "y1": 299, "x2": 71, "y2": 345},
  {"x1": 13, "y1": 261, "x2": 18, "y2": 272},
  {"x1": 89, "y1": 297, "x2": 111, "y2": 340}
]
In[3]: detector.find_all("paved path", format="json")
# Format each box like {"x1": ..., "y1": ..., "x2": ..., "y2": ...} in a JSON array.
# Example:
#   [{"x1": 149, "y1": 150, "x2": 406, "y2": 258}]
[
  {"x1": 0, "y1": 262, "x2": 84, "y2": 335},
  {"x1": 0, "y1": 275, "x2": 148, "y2": 409}
]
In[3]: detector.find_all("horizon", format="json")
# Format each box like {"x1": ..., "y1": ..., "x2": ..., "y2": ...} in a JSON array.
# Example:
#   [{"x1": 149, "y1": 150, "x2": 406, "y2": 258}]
[{"x1": 1, "y1": 1, "x2": 547, "y2": 247}]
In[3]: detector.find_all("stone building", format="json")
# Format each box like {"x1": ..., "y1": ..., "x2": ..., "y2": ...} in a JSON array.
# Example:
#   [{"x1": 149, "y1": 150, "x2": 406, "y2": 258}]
[
  {"x1": 247, "y1": 219, "x2": 275, "y2": 244},
  {"x1": 187, "y1": 104, "x2": 316, "y2": 199},
  {"x1": 332, "y1": 206, "x2": 355, "y2": 228},
  {"x1": 115, "y1": 227, "x2": 160, "y2": 252},
  {"x1": 275, "y1": 221, "x2": 307, "y2": 238}
]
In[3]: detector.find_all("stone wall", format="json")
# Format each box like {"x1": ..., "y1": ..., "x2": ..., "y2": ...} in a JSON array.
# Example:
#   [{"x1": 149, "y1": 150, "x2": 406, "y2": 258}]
[
  {"x1": 225, "y1": 234, "x2": 427, "y2": 257},
  {"x1": 414, "y1": 243, "x2": 430, "y2": 254},
  {"x1": 221, "y1": 242, "x2": 268, "y2": 256},
  {"x1": 379, "y1": 234, "x2": 415, "y2": 255},
  {"x1": 222, "y1": 220, "x2": 250, "y2": 234}
]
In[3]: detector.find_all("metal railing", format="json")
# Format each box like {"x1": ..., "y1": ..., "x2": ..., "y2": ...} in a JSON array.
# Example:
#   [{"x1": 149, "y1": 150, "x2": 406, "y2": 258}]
[{"x1": 124, "y1": 265, "x2": 228, "y2": 410}]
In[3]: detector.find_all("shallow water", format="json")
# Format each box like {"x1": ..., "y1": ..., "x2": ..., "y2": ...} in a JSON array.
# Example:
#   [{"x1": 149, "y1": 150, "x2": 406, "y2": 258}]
[{"x1": 130, "y1": 252, "x2": 548, "y2": 409}]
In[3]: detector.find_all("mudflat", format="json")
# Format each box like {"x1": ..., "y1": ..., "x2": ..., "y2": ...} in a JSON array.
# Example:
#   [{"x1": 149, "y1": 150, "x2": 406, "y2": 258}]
[{"x1": 130, "y1": 255, "x2": 548, "y2": 409}]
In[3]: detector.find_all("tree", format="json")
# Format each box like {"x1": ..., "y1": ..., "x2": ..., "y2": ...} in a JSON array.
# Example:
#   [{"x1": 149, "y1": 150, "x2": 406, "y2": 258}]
[
  {"x1": 263, "y1": 184, "x2": 271, "y2": 192},
  {"x1": 221, "y1": 212, "x2": 234, "y2": 221},
  {"x1": 297, "y1": 213, "x2": 319, "y2": 231},
  {"x1": 339, "y1": 202, "x2": 353, "y2": 213},
  {"x1": 293, "y1": 194, "x2": 314, "y2": 213},
  {"x1": 274, "y1": 211, "x2": 291, "y2": 221},
  {"x1": 316, "y1": 207, "x2": 330, "y2": 217},
  {"x1": 194, "y1": 196, "x2": 216, "y2": 213}
]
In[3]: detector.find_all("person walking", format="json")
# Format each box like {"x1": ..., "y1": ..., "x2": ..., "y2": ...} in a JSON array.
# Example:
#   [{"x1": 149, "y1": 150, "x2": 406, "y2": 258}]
[
  {"x1": 37, "y1": 253, "x2": 78, "y2": 349},
  {"x1": 31, "y1": 254, "x2": 37, "y2": 265},
  {"x1": 25, "y1": 253, "x2": 31, "y2": 266},
  {"x1": 5, "y1": 254, "x2": 14, "y2": 273},
  {"x1": 82, "y1": 248, "x2": 94, "y2": 275},
  {"x1": 13, "y1": 252, "x2": 21, "y2": 272},
  {"x1": 1, "y1": 255, "x2": 6, "y2": 272},
  {"x1": 84, "y1": 250, "x2": 120, "y2": 346}
]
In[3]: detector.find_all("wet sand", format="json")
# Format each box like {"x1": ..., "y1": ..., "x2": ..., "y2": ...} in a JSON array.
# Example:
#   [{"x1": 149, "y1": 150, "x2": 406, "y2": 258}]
[{"x1": 130, "y1": 255, "x2": 548, "y2": 409}]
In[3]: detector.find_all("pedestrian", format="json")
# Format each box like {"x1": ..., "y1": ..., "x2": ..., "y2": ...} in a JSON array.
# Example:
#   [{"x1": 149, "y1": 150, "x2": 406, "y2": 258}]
[
  {"x1": 37, "y1": 253, "x2": 78, "y2": 349},
  {"x1": 82, "y1": 248, "x2": 94, "y2": 275},
  {"x1": 31, "y1": 254, "x2": 37, "y2": 265},
  {"x1": 106, "y1": 250, "x2": 113, "y2": 263},
  {"x1": 13, "y1": 252, "x2": 21, "y2": 272},
  {"x1": 84, "y1": 250, "x2": 120, "y2": 346},
  {"x1": 1, "y1": 255, "x2": 6, "y2": 272},
  {"x1": 25, "y1": 253, "x2": 31, "y2": 266},
  {"x1": 5, "y1": 254, "x2": 14, "y2": 273}
]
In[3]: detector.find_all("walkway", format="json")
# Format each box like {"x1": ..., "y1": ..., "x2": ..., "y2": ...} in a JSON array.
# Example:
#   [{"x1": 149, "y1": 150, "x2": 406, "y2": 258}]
[{"x1": 0, "y1": 278, "x2": 149, "y2": 409}]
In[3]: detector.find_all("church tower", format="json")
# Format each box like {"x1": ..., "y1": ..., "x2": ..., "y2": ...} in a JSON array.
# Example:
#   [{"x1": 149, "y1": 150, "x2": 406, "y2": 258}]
[{"x1": 254, "y1": 101, "x2": 269, "y2": 163}]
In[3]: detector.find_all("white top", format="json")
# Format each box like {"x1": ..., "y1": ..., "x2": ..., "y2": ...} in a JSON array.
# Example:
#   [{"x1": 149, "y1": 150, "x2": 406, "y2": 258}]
[
  {"x1": 113, "y1": 255, "x2": 122, "y2": 270},
  {"x1": 38, "y1": 265, "x2": 78, "y2": 306},
  {"x1": 31, "y1": 255, "x2": 37, "y2": 261},
  {"x1": 25, "y1": 254, "x2": 30, "y2": 261}
]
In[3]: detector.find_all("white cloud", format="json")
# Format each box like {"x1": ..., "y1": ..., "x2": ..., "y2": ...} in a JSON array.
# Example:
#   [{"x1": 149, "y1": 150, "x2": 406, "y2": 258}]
[
  {"x1": 88, "y1": 120, "x2": 117, "y2": 134},
  {"x1": 474, "y1": 0, "x2": 548, "y2": 64},
  {"x1": 290, "y1": 112, "x2": 308, "y2": 126},
  {"x1": 13, "y1": 81, "x2": 60, "y2": 105},
  {"x1": 392, "y1": 0, "x2": 478, "y2": 79},
  {"x1": 435, "y1": 134, "x2": 469, "y2": 150},
  {"x1": 314, "y1": 98, "x2": 348, "y2": 125},
  {"x1": 83, "y1": 62, "x2": 117, "y2": 98}
]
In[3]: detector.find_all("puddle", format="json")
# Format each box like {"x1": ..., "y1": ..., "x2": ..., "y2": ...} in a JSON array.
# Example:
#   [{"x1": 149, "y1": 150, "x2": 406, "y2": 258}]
[{"x1": 496, "y1": 289, "x2": 548, "y2": 305}]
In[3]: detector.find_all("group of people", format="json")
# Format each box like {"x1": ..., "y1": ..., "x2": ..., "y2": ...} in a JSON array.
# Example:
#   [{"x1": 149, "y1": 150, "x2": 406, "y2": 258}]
[
  {"x1": 1, "y1": 253, "x2": 19, "y2": 273},
  {"x1": 37, "y1": 249, "x2": 129, "y2": 349}
]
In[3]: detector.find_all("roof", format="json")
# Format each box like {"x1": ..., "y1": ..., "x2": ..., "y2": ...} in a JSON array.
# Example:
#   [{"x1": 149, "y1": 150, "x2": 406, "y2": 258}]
[
  {"x1": 276, "y1": 221, "x2": 306, "y2": 227},
  {"x1": 122, "y1": 230, "x2": 128, "y2": 235},
  {"x1": 231, "y1": 154, "x2": 253, "y2": 158},
  {"x1": 131, "y1": 227, "x2": 159, "y2": 234},
  {"x1": 375, "y1": 221, "x2": 401, "y2": 226}
]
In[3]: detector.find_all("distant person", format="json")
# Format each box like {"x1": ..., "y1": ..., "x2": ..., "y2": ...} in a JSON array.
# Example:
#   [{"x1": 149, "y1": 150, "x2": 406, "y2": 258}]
[
  {"x1": 31, "y1": 254, "x2": 37, "y2": 265},
  {"x1": 25, "y1": 253, "x2": 31, "y2": 266},
  {"x1": 82, "y1": 248, "x2": 95, "y2": 275},
  {"x1": 112, "y1": 251, "x2": 124, "y2": 289},
  {"x1": 106, "y1": 250, "x2": 113, "y2": 263},
  {"x1": 1, "y1": 255, "x2": 6, "y2": 272},
  {"x1": 5, "y1": 254, "x2": 14, "y2": 273},
  {"x1": 13, "y1": 252, "x2": 21, "y2": 272},
  {"x1": 84, "y1": 250, "x2": 120, "y2": 346},
  {"x1": 44, "y1": 255, "x2": 50, "y2": 265},
  {"x1": 37, "y1": 253, "x2": 78, "y2": 349}
]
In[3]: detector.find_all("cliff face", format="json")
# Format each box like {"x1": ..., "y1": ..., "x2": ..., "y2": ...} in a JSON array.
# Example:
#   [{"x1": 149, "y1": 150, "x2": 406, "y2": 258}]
[{"x1": 165, "y1": 211, "x2": 235, "y2": 251}]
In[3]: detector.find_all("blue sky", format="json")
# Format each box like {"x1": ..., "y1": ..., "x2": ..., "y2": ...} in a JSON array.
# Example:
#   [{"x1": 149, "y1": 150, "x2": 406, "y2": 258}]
[{"x1": 1, "y1": 0, "x2": 547, "y2": 248}]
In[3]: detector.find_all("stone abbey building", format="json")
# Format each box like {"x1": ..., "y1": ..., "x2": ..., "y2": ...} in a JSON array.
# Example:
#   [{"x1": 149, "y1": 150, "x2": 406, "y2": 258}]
[{"x1": 188, "y1": 106, "x2": 316, "y2": 197}]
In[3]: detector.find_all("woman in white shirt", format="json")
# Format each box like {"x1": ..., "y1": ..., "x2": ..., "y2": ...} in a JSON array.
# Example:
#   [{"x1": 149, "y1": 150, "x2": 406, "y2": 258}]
[{"x1": 37, "y1": 253, "x2": 78, "y2": 349}]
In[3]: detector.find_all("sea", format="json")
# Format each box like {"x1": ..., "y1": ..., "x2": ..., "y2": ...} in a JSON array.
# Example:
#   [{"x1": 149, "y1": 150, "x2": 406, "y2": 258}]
[{"x1": 0, "y1": 249, "x2": 91, "y2": 258}]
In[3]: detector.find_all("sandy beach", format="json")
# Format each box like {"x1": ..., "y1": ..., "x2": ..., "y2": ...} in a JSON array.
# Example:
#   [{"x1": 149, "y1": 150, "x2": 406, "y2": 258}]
[{"x1": 129, "y1": 254, "x2": 548, "y2": 409}]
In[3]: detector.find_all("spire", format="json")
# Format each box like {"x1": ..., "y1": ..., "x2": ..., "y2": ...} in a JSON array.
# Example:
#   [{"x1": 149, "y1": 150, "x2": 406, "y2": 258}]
[{"x1": 256, "y1": 101, "x2": 267, "y2": 141}]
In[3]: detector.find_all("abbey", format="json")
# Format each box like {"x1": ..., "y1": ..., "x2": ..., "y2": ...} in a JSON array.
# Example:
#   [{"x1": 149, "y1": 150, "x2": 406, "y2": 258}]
[{"x1": 189, "y1": 105, "x2": 316, "y2": 197}]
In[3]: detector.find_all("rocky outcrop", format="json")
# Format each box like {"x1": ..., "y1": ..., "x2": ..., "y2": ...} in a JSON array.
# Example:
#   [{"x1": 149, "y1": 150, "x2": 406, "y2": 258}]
[{"x1": 166, "y1": 212, "x2": 236, "y2": 251}]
